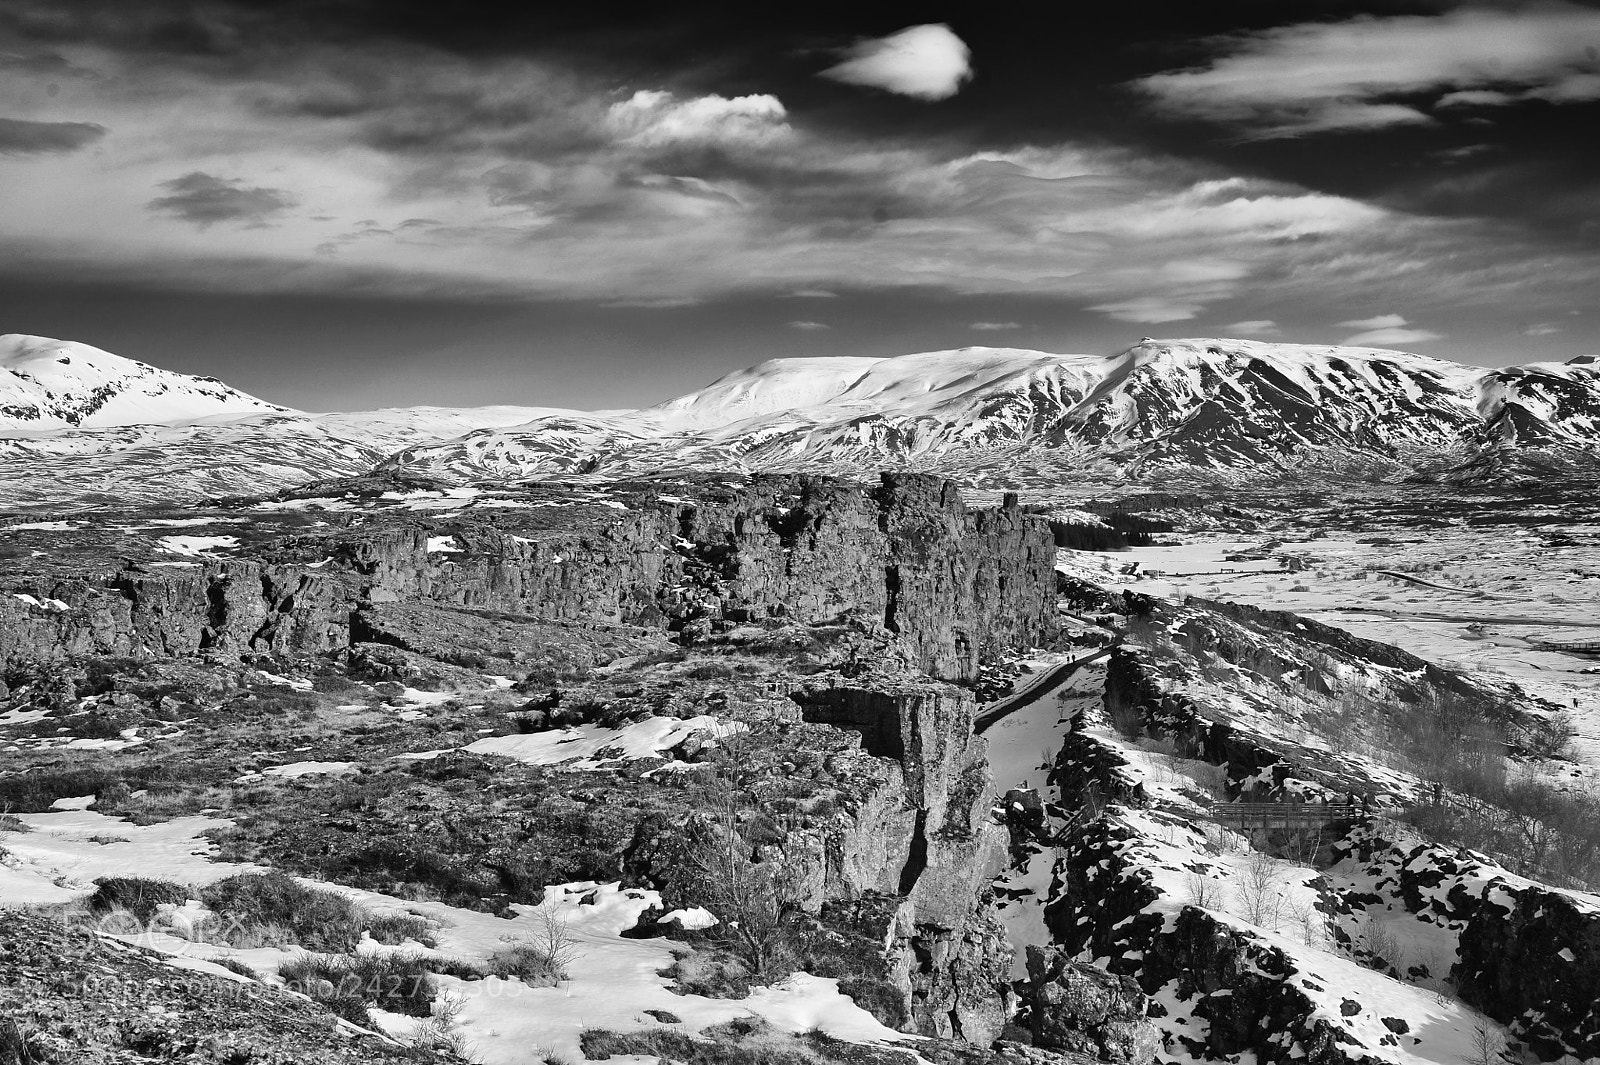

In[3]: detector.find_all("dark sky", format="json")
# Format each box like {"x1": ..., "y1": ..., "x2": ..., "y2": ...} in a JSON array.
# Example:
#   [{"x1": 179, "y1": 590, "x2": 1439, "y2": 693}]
[{"x1": 1, "y1": 0, "x2": 1597, "y2": 410}]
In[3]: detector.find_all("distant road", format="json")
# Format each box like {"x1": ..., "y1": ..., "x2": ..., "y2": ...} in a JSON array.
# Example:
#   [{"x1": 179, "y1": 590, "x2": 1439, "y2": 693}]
[
  {"x1": 1374, "y1": 570, "x2": 1513, "y2": 599},
  {"x1": 1331, "y1": 606, "x2": 1600, "y2": 630},
  {"x1": 974, "y1": 645, "x2": 1116, "y2": 734}
]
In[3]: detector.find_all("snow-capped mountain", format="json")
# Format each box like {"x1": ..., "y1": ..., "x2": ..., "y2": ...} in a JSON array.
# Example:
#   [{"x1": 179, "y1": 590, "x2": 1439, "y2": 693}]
[
  {"x1": 6, "y1": 334, "x2": 1597, "y2": 507},
  {"x1": 0, "y1": 334, "x2": 286, "y2": 429},
  {"x1": 0, "y1": 334, "x2": 573, "y2": 508},
  {"x1": 381, "y1": 339, "x2": 1600, "y2": 486}
]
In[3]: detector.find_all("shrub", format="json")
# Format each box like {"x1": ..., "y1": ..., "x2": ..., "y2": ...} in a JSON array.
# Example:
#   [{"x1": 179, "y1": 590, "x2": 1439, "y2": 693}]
[
  {"x1": 836, "y1": 976, "x2": 909, "y2": 1029},
  {"x1": 484, "y1": 911, "x2": 581, "y2": 985},
  {"x1": 86, "y1": 877, "x2": 190, "y2": 925},
  {"x1": 367, "y1": 912, "x2": 437, "y2": 948},
  {"x1": 0, "y1": 1018, "x2": 47, "y2": 1065},
  {"x1": 198, "y1": 872, "x2": 366, "y2": 952},
  {"x1": 0, "y1": 814, "x2": 28, "y2": 833},
  {"x1": 215, "y1": 956, "x2": 259, "y2": 980},
  {"x1": 278, "y1": 951, "x2": 439, "y2": 1021},
  {"x1": 0, "y1": 768, "x2": 123, "y2": 813}
]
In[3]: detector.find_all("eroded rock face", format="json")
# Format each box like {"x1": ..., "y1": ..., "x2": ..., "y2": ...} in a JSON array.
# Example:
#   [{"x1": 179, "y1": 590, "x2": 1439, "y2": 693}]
[
  {"x1": 796, "y1": 676, "x2": 1013, "y2": 1045},
  {"x1": 0, "y1": 474, "x2": 1057, "y2": 683},
  {"x1": 1025, "y1": 946, "x2": 1158, "y2": 1064}
]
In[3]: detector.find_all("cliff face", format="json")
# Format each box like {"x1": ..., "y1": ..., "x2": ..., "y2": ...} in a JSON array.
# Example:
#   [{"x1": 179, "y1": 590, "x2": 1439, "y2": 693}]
[
  {"x1": 797, "y1": 677, "x2": 1013, "y2": 1044},
  {"x1": 0, "y1": 474, "x2": 1058, "y2": 683}
]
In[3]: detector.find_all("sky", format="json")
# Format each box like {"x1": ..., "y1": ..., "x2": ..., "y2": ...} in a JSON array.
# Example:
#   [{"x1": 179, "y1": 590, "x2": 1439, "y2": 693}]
[{"x1": 1, "y1": 0, "x2": 1597, "y2": 411}]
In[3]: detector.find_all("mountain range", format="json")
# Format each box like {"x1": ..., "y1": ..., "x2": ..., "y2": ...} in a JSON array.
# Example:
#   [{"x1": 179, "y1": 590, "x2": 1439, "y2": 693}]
[{"x1": 3, "y1": 332, "x2": 1597, "y2": 507}]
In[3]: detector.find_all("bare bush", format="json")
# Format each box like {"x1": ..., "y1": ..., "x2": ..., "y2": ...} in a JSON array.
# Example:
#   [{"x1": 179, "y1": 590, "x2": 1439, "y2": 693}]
[
  {"x1": 1186, "y1": 872, "x2": 1222, "y2": 910},
  {"x1": 1235, "y1": 851, "x2": 1284, "y2": 930},
  {"x1": 687, "y1": 779, "x2": 801, "y2": 979},
  {"x1": 486, "y1": 909, "x2": 582, "y2": 985}
]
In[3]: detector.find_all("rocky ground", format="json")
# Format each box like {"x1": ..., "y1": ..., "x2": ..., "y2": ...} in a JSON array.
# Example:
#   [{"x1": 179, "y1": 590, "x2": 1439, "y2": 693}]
[{"x1": 2, "y1": 472, "x2": 1597, "y2": 1065}]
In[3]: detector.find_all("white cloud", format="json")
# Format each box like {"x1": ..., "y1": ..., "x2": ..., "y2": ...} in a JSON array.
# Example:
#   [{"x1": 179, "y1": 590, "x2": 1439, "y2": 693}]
[
  {"x1": 1137, "y1": 4, "x2": 1600, "y2": 135},
  {"x1": 789, "y1": 289, "x2": 837, "y2": 298},
  {"x1": 1523, "y1": 323, "x2": 1563, "y2": 336},
  {"x1": 821, "y1": 24, "x2": 972, "y2": 101},
  {"x1": 970, "y1": 321, "x2": 1021, "y2": 331},
  {"x1": 1225, "y1": 320, "x2": 1280, "y2": 335},
  {"x1": 788, "y1": 320, "x2": 829, "y2": 330},
  {"x1": 1338, "y1": 313, "x2": 1409, "y2": 330},
  {"x1": 1090, "y1": 297, "x2": 1203, "y2": 324},
  {"x1": 1342, "y1": 326, "x2": 1444, "y2": 347},
  {"x1": 605, "y1": 90, "x2": 791, "y2": 147}
]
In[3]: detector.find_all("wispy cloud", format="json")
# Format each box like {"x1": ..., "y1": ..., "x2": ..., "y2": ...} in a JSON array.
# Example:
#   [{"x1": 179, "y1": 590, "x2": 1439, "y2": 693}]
[
  {"x1": 1338, "y1": 313, "x2": 1408, "y2": 331},
  {"x1": 1090, "y1": 297, "x2": 1203, "y2": 324},
  {"x1": 1225, "y1": 319, "x2": 1279, "y2": 336},
  {"x1": 821, "y1": 24, "x2": 972, "y2": 101},
  {"x1": 0, "y1": 116, "x2": 105, "y2": 153},
  {"x1": 969, "y1": 321, "x2": 1020, "y2": 331},
  {"x1": 147, "y1": 171, "x2": 296, "y2": 227},
  {"x1": 605, "y1": 90, "x2": 791, "y2": 148},
  {"x1": 788, "y1": 320, "x2": 829, "y2": 330},
  {"x1": 1338, "y1": 315, "x2": 1442, "y2": 347},
  {"x1": 1136, "y1": 4, "x2": 1600, "y2": 136}
]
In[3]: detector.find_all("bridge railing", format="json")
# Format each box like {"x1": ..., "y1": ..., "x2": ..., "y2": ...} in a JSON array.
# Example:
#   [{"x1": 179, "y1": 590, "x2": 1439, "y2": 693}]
[{"x1": 1212, "y1": 802, "x2": 1362, "y2": 823}]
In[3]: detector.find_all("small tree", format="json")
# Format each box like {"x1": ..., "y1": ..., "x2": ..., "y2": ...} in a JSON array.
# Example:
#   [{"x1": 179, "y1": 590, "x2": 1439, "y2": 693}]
[{"x1": 686, "y1": 777, "x2": 800, "y2": 979}]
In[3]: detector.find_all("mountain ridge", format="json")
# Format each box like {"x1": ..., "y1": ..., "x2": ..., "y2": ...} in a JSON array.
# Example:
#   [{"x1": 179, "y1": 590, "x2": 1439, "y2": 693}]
[
  {"x1": 380, "y1": 338, "x2": 1600, "y2": 487},
  {"x1": 4, "y1": 333, "x2": 1597, "y2": 506}
]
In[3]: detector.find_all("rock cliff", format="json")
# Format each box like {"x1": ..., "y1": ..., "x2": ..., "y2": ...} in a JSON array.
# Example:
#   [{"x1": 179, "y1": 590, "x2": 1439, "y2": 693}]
[
  {"x1": 796, "y1": 676, "x2": 1013, "y2": 1044},
  {"x1": 0, "y1": 474, "x2": 1059, "y2": 682}
]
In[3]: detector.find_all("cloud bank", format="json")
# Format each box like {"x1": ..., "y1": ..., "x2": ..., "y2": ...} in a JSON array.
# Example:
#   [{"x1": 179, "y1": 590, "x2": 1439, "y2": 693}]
[{"x1": 1138, "y1": 4, "x2": 1600, "y2": 136}]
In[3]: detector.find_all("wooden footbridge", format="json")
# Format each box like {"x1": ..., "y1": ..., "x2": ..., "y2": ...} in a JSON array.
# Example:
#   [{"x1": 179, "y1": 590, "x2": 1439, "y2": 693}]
[
  {"x1": 1212, "y1": 802, "x2": 1361, "y2": 831},
  {"x1": 1538, "y1": 636, "x2": 1600, "y2": 654}
]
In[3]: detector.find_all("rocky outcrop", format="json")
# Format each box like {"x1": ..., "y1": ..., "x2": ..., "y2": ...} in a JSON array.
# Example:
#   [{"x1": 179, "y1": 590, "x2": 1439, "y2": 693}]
[
  {"x1": 1025, "y1": 946, "x2": 1158, "y2": 1064},
  {"x1": 1102, "y1": 648, "x2": 1302, "y2": 801},
  {"x1": 0, "y1": 474, "x2": 1058, "y2": 682},
  {"x1": 1456, "y1": 883, "x2": 1600, "y2": 1060},
  {"x1": 1045, "y1": 816, "x2": 1390, "y2": 1065},
  {"x1": 0, "y1": 561, "x2": 354, "y2": 669},
  {"x1": 795, "y1": 676, "x2": 1013, "y2": 1045},
  {"x1": 1336, "y1": 822, "x2": 1600, "y2": 1061}
]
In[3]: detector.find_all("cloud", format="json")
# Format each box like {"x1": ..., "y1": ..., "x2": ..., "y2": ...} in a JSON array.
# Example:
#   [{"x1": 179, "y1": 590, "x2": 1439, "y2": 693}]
[
  {"x1": 821, "y1": 24, "x2": 972, "y2": 101},
  {"x1": 1225, "y1": 320, "x2": 1280, "y2": 336},
  {"x1": 147, "y1": 171, "x2": 296, "y2": 227},
  {"x1": 0, "y1": 116, "x2": 105, "y2": 154},
  {"x1": 1136, "y1": 4, "x2": 1600, "y2": 136},
  {"x1": 1523, "y1": 323, "x2": 1562, "y2": 336},
  {"x1": 605, "y1": 90, "x2": 791, "y2": 148},
  {"x1": 970, "y1": 321, "x2": 1021, "y2": 331},
  {"x1": 788, "y1": 320, "x2": 829, "y2": 330},
  {"x1": 789, "y1": 289, "x2": 837, "y2": 298},
  {"x1": 1342, "y1": 326, "x2": 1444, "y2": 347},
  {"x1": 1090, "y1": 297, "x2": 1203, "y2": 324},
  {"x1": 1338, "y1": 313, "x2": 1409, "y2": 331}
]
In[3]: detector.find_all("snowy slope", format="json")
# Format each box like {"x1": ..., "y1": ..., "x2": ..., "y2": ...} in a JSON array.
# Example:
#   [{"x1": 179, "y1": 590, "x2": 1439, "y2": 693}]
[
  {"x1": 0, "y1": 334, "x2": 287, "y2": 429},
  {"x1": 0, "y1": 404, "x2": 571, "y2": 508},
  {"x1": 384, "y1": 339, "x2": 1600, "y2": 485}
]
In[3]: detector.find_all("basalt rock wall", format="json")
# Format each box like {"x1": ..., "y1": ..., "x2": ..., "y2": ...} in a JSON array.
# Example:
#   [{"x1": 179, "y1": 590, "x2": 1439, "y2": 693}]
[
  {"x1": 795, "y1": 676, "x2": 1013, "y2": 1044},
  {"x1": 0, "y1": 474, "x2": 1058, "y2": 681}
]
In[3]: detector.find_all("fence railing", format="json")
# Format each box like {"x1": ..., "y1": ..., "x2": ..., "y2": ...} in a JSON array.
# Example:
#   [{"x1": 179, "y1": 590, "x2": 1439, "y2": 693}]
[{"x1": 1212, "y1": 802, "x2": 1362, "y2": 825}]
